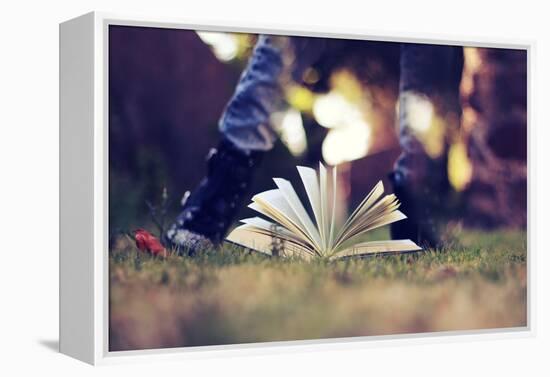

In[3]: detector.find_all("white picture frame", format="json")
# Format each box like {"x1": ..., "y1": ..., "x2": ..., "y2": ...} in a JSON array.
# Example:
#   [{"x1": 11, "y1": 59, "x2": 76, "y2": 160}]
[{"x1": 59, "y1": 11, "x2": 534, "y2": 365}]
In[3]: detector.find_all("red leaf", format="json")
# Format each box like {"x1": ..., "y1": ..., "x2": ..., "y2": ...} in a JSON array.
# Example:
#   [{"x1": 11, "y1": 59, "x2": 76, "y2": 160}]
[{"x1": 134, "y1": 229, "x2": 166, "y2": 257}]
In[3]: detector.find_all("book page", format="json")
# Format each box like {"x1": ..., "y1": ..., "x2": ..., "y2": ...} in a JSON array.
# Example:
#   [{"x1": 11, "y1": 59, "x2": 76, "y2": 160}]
[
  {"x1": 251, "y1": 189, "x2": 317, "y2": 247},
  {"x1": 226, "y1": 224, "x2": 315, "y2": 259},
  {"x1": 332, "y1": 239, "x2": 422, "y2": 260},
  {"x1": 248, "y1": 202, "x2": 313, "y2": 246},
  {"x1": 347, "y1": 196, "x2": 402, "y2": 236},
  {"x1": 328, "y1": 165, "x2": 338, "y2": 250},
  {"x1": 273, "y1": 178, "x2": 323, "y2": 250},
  {"x1": 334, "y1": 181, "x2": 384, "y2": 242},
  {"x1": 239, "y1": 217, "x2": 314, "y2": 250},
  {"x1": 319, "y1": 163, "x2": 329, "y2": 251},
  {"x1": 333, "y1": 210, "x2": 407, "y2": 252},
  {"x1": 297, "y1": 166, "x2": 324, "y2": 244},
  {"x1": 332, "y1": 194, "x2": 402, "y2": 249},
  {"x1": 348, "y1": 194, "x2": 400, "y2": 232}
]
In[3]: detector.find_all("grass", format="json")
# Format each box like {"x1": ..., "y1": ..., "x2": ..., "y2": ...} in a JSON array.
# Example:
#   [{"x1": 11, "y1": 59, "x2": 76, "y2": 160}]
[{"x1": 109, "y1": 228, "x2": 527, "y2": 351}]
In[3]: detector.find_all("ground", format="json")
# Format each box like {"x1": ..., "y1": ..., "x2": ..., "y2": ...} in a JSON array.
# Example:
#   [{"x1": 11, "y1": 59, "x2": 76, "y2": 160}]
[{"x1": 108, "y1": 228, "x2": 527, "y2": 351}]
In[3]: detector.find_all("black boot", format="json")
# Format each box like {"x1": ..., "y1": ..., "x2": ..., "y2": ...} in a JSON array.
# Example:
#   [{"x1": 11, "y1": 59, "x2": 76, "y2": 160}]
[
  {"x1": 389, "y1": 170, "x2": 440, "y2": 249},
  {"x1": 165, "y1": 138, "x2": 263, "y2": 254}
]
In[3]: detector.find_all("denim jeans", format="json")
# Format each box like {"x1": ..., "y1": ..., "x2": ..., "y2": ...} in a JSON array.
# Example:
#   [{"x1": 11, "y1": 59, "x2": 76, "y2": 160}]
[
  {"x1": 219, "y1": 35, "x2": 286, "y2": 152},
  {"x1": 219, "y1": 36, "x2": 462, "y2": 177},
  {"x1": 395, "y1": 43, "x2": 463, "y2": 186}
]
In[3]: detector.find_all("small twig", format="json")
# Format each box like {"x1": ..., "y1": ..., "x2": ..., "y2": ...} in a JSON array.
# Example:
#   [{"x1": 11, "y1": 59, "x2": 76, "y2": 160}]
[
  {"x1": 145, "y1": 187, "x2": 172, "y2": 240},
  {"x1": 269, "y1": 223, "x2": 285, "y2": 257}
]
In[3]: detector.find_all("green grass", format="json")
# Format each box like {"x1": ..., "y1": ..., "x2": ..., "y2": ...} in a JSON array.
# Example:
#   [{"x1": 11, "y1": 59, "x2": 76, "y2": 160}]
[{"x1": 109, "y1": 228, "x2": 527, "y2": 351}]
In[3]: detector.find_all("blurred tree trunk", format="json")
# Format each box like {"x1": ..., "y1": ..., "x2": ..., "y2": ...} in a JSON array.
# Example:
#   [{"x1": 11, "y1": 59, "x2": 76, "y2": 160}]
[
  {"x1": 461, "y1": 48, "x2": 527, "y2": 228},
  {"x1": 108, "y1": 26, "x2": 241, "y2": 229}
]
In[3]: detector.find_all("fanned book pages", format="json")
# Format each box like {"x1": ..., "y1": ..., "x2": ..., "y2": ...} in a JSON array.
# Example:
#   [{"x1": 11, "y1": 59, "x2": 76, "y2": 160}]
[{"x1": 226, "y1": 163, "x2": 422, "y2": 260}]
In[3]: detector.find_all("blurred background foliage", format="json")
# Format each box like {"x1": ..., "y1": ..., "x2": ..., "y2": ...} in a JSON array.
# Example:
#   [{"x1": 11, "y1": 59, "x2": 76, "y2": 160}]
[{"x1": 109, "y1": 26, "x2": 527, "y2": 235}]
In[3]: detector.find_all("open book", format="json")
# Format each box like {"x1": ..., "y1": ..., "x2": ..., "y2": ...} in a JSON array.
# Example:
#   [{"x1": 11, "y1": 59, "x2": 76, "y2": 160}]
[{"x1": 226, "y1": 163, "x2": 421, "y2": 260}]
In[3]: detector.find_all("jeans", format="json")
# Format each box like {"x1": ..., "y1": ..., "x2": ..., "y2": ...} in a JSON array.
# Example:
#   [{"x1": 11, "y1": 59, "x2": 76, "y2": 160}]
[
  {"x1": 395, "y1": 43, "x2": 463, "y2": 185},
  {"x1": 219, "y1": 35, "x2": 463, "y2": 181},
  {"x1": 219, "y1": 35, "x2": 286, "y2": 152}
]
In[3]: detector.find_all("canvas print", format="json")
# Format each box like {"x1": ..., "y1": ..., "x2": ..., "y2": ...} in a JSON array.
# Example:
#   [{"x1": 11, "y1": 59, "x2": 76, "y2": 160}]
[{"x1": 108, "y1": 25, "x2": 527, "y2": 351}]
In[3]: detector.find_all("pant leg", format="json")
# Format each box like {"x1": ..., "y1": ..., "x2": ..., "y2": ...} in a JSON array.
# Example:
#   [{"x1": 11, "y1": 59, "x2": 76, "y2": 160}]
[
  {"x1": 219, "y1": 35, "x2": 290, "y2": 152},
  {"x1": 395, "y1": 43, "x2": 463, "y2": 187}
]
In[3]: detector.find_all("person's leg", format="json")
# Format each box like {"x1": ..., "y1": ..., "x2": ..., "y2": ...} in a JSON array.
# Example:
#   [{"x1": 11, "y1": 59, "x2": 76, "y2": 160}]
[
  {"x1": 390, "y1": 43, "x2": 463, "y2": 247},
  {"x1": 219, "y1": 35, "x2": 290, "y2": 152},
  {"x1": 165, "y1": 35, "x2": 290, "y2": 252}
]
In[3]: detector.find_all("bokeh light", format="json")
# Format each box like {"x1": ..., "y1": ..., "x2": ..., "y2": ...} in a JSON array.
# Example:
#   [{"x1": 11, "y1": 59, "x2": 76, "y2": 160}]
[
  {"x1": 400, "y1": 92, "x2": 434, "y2": 133},
  {"x1": 448, "y1": 141, "x2": 473, "y2": 191},
  {"x1": 312, "y1": 88, "x2": 372, "y2": 165},
  {"x1": 271, "y1": 108, "x2": 307, "y2": 156},
  {"x1": 322, "y1": 119, "x2": 371, "y2": 165},
  {"x1": 196, "y1": 31, "x2": 238, "y2": 61},
  {"x1": 313, "y1": 92, "x2": 353, "y2": 129}
]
